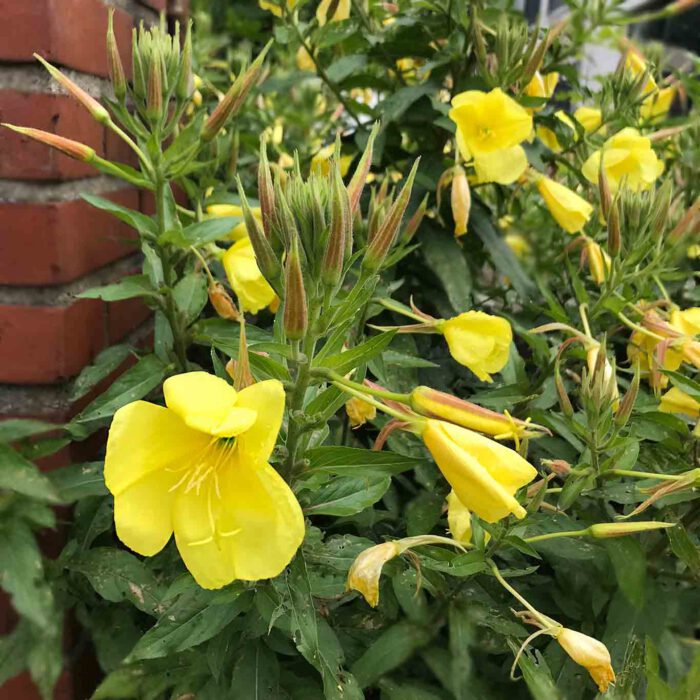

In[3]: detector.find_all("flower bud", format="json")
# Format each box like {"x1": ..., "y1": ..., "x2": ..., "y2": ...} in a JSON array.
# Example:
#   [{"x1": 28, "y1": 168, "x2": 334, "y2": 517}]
[
  {"x1": 555, "y1": 362, "x2": 574, "y2": 417},
  {"x1": 541, "y1": 459, "x2": 571, "y2": 477},
  {"x1": 202, "y1": 41, "x2": 272, "y2": 142},
  {"x1": 615, "y1": 361, "x2": 640, "y2": 427},
  {"x1": 348, "y1": 121, "x2": 379, "y2": 215},
  {"x1": 555, "y1": 629, "x2": 615, "y2": 694},
  {"x1": 107, "y1": 9, "x2": 126, "y2": 100},
  {"x1": 598, "y1": 155, "x2": 612, "y2": 221},
  {"x1": 2, "y1": 124, "x2": 96, "y2": 162},
  {"x1": 363, "y1": 158, "x2": 420, "y2": 272},
  {"x1": 283, "y1": 235, "x2": 308, "y2": 340},
  {"x1": 650, "y1": 179, "x2": 672, "y2": 238},
  {"x1": 35, "y1": 54, "x2": 110, "y2": 125},
  {"x1": 176, "y1": 22, "x2": 193, "y2": 100},
  {"x1": 208, "y1": 281, "x2": 240, "y2": 321},
  {"x1": 258, "y1": 137, "x2": 275, "y2": 239},
  {"x1": 131, "y1": 28, "x2": 146, "y2": 99},
  {"x1": 146, "y1": 51, "x2": 163, "y2": 121},
  {"x1": 585, "y1": 238, "x2": 610, "y2": 285},
  {"x1": 322, "y1": 165, "x2": 350, "y2": 287},
  {"x1": 589, "y1": 521, "x2": 675, "y2": 538},
  {"x1": 606, "y1": 198, "x2": 621, "y2": 256},
  {"x1": 233, "y1": 320, "x2": 255, "y2": 390},
  {"x1": 451, "y1": 165, "x2": 471, "y2": 237},
  {"x1": 402, "y1": 193, "x2": 428, "y2": 242}
]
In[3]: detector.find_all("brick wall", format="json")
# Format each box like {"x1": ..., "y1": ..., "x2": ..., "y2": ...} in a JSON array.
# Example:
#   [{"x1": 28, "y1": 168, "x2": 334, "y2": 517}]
[{"x1": 0, "y1": 1, "x2": 187, "y2": 698}]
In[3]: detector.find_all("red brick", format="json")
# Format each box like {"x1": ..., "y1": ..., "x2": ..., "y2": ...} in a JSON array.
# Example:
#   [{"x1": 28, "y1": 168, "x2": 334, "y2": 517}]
[
  {"x1": 0, "y1": 0, "x2": 133, "y2": 78},
  {"x1": 0, "y1": 189, "x2": 140, "y2": 286}
]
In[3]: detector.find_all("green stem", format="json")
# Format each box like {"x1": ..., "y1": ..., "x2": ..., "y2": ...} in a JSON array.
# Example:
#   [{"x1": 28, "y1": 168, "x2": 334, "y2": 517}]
[
  {"x1": 330, "y1": 380, "x2": 417, "y2": 424},
  {"x1": 321, "y1": 369, "x2": 410, "y2": 404},
  {"x1": 609, "y1": 469, "x2": 686, "y2": 481},
  {"x1": 489, "y1": 562, "x2": 555, "y2": 630},
  {"x1": 524, "y1": 528, "x2": 590, "y2": 544}
]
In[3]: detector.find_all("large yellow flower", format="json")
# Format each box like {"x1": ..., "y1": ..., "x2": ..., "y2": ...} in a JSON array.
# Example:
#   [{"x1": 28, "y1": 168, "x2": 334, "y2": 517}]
[
  {"x1": 222, "y1": 237, "x2": 276, "y2": 314},
  {"x1": 582, "y1": 127, "x2": 663, "y2": 193},
  {"x1": 422, "y1": 420, "x2": 537, "y2": 522},
  {"x1": 104, "y1": 372, "x2": 304, "y2": 589},
  {"x1": 523, "y1": 71, "x2": 559, "y2": 111},
  {"x1": 438, "y1": 310, "x2": 512, "y2": 382},
  {"x1": 536, "y1": 175, "x2": 593, "y2": 233},
  {"x1": 206, "y1": 203, "x2": 262, "y2": 241}
]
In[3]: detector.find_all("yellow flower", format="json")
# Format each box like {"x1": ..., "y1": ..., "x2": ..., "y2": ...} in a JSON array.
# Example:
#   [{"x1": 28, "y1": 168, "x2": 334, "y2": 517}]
[
  {"x1": 422, "y1": 420, "x2": 537, "y2": 522},
  {"x1": 310, "y1": 144, "x2": 354, "y2": 177},
  {"x1": 296, "y1": 45, "x2": 315, "y2": 72},
  {"x1": 582, "y1": 127, "x2": 664, "y2": 193},
  {"x1": 450, "y1": 88, "x2": 532, "y2": 157},
  {"x1": 317, "y1": 0, "x2": 350, "y2": 26},
  {"x1": 470, "y1": 143, "x2": 529, "y2": 185},
  {"x1": 687, "y1": 244, "x2": 700, "y2": 259},
  {"x1": 451, "y1": 165, "x2": 471, "y2": 236},
  {"x1": 259, "y1": 0, "x2": 296, "y2": 17},
  {"x1": 104, "y1": 372, "x2": 304, "y2": 589},
  {"x1": 640, "y1": 84, "x2": 676, "y2": 122},
  {"x1": 536, "y1": 175, "x2": 593, "y2": 233},
  {"x1": 659, "y1": 387, "x2": 700, "y2": 418},
  {"x1": 505, "y1": 232, "x2": 531, "y2": 258},
  {"x1": 523, "y1": 71, "x2": 559, "y2": 111},
  {"x1": 446, "y1": 490, "x2": 473, "y2": 544},
  {"x1": 574, "y1": 106, "x2": 603, "y2": 133},
  {"x1": 346, "y1": 541, "x2": 400, "y2": 607},
  {"x1": 345, "y1": 397, "x2": 376, "y2": 427},
  {"x1": 585, "y1": 238, "x2": 611, "y2": 285},
  {"x1": 222, "y1": 237, "x2": 276, "y2": 314},
  {"x1": 536, "y1": 110, "x2": 575, "y2": 153},
  {"x1": 206, "y1": 203, "x2": 262, "y2": 241},
  {"x1": 438, "y1": 310, "x2": 512, "y2": 382},
  {"x1": 670, "y1": 307, "x2": 700, "y2": 336},
  {"x1": 555, "y1": 628, "x2": 616, "y2": 694}
]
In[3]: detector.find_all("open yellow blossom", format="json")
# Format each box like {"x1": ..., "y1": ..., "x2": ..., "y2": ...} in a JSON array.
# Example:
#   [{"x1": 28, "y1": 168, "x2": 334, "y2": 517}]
[
  {"x1": 585, "y1": 238, "x2": 611, "y2": 285},
  {"x1": 422, "y1": 420, "x2": 537, "y2": 522},
  {"x1": 223, "y1": 237, "x2": 276, "y2": 314},
  {"x1": 317, "y1": 0, "x2": 350, "y2": 25},
  {"x1": 582, "y1": 128, "x2": 663, "y2": 193},
  {"x1": 556, "y1": 628, "x2": 616, "y2": 693},
  {"x1": 310, "y1": 144, "x2": 354, "y2": 177},
  {"x1": 104, "y1": 372, "x2": 304, "y2": 589},
  {"x1": 536, "y1": 175, "x2": 593, "y2": 233},
  {"x1": 659, "y1": 387, "x2": 700, "y2": 418},
  {"x1": 574, "y1": 106, "x2": 603, "y2": 133},
  {"x1": 207, "y1": 203, "x2": 262, "y2": 241},
  {"x1": 536, "y1": 110, "x2": 576, "y2": 153},
  {"x1": 259, "y1": 0, "x2": 296, "y2": 17},
  {"x1": 471, "y1": 143, "x2": 529, "y2": 185},
  {"x1": 641, "y1": 84, "x2": 676, "y2": 122},
  {"x1": 346, "y1": 397, "x2": 376, "y2": 427},
  {"x1": 438, "y1": 310, "x2": 512, "y2": 382},
  {"x1": 523, "y1": 71, "x2": 559, "y2": 111}
]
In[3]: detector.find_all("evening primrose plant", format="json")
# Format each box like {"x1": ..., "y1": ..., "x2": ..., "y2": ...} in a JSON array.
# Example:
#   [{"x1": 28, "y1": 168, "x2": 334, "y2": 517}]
[{"x1": 2, "y1": 1, "x2": 700, "y2": 699}]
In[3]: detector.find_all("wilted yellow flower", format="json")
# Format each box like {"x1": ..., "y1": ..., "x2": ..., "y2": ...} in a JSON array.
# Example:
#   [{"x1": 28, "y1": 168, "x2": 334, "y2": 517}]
[
  {"x1": 536, "y1": 175, "x2": 593, "y2": 233},
  {"x1": 223, "y1": 237, "x2": 276, "y2": 314},
  {"x1": 446, "y1": 490, "x2": 473, "y2": 543},
  {"x1": 574, "y1": 106, "x2": 603, "y2": 133},
  {"x1": 317, "y1": 0, "x2": 350, "y2": 25},
  {"x1": 536, "y1": 110, "x2": 575, "y2": 153},
  {"x1": 582, "y1": 127, "x2": 664, "y2": 193},
  {"x1": 585, "y1": 238, "x2": 611, "y2": 285},
  {"x1": 556, "y1": 628, "x2": 616, "y2": 693},
  {"x1": 311, "y1": 144, "x2": 354, "y2": 177},
  {"x1": 422, "y1": 420, "x2": 537, "y2": 522},
  {"x1": 259, "y1": 0, "x2": 296, "y2": 17},
  {"x1": 438, "y1": 311, "x2": 512, "y2": 382},
  {"x1": 347, "y1": 541, "x2": 399, "y2": 607},
  {"x1": 104, "y1": 372, "x2": 304, "y2": 589},
  {"x1": 346, "y1": 397, "x2": 376, "y2": 427},
  {"x1": 523, "y1": 71, "x2": 559, "y2": 111},
  {"x1": 451, "y1": 165, "x2": 471, "y2": 236},
  {"x1": 207, "y1": 203, "x2": 262, "y2": 241}
]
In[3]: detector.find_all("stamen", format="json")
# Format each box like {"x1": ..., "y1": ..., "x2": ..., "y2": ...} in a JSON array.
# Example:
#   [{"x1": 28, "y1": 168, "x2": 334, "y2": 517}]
[
  {"x1": 187, "y1": 535, "x2": 215, "y2": 547},
  {"x1": 219, "y1": 527, "x2": 242, "y2": 538}
]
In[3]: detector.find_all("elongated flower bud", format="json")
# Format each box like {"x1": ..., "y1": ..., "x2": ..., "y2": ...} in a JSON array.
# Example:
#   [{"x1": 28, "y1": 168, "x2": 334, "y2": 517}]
[
  {"x1": 107, "y1": 10, "x2": 126, "y2": 100},
  {"x1": 402, "y1": 193, "x2": 428, "y2": 242},
  {"x1": 2, "y1": 124, "x2": 96, "y2": 162},
  {"x1": 202, "y1": 41, "x2": 272, "y2": 142},
  {"x1": 521, "y1": 28, "x2": 550, "y2": 86},
  {"x1": 208, "y1": 281, "x2": 240, "y2": 321},
  {"x1": 451, "y1": 165, "x2": 471, "y2": 237},
  {"x1": 607, "y1": 199, "x2": 621, "y2": 256},
  {"x1": 348, "y1": 121, "x2": 379, "y2": 215},
  {"x1": 258, "y1": 137, "x2": 275, "y2": 239},
  {"x1": 589, "y1": 521, "x2": 675, "y2": 538},
  {"x1": 131, "y1": 28, "x2": 146, "y2": 99},
  {"x1": 363, "y1": 158, "x2": 420, "y2": 272},
  {"x1": 236, "y1": 178, "x2": 282, "y2": 284},
  {"x1": 651, "y1": 179, "x2": 672, "y2": 238},
  {"x1": 555, "y1": 361, "x2": 574, "y2": 417},
  {"x1": 615, "y1": 360, "x2": 640, "y2": 427},
  {"x1": 283, "y1": 235, "x2": 308, "y2": 340},
  {"x1": 35, "y1": 54, "x2": 110, "y2": 124},
  {"x1": 146, "y1": 51, "x2": 163, "y2": 121},
  {"x1": 598, "y1": 155, "x2": 612, "y2": 221},
  {"x1": 176, "y1": 22, "x2": 193, "y2": 100},
  {"x1": 322, "y1": 165, "x2": 349, "y2": 287}
]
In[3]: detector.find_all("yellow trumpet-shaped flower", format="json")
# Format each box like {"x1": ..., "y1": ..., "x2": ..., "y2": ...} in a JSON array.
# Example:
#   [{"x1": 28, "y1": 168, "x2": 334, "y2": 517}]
[
  {"x1": 574, "y1": 106, "x2": 603, "y2": 134},
  {"x1": 438, "y1": 311, "x2": 512, "y2": 382},
  {"x1": 523, "y1": 71, "x2": 559, "y2": 111},
  {"x1": 317, "y1": 0, "x2": 350, "y2": 26},
  {"x1": 450, "y1": 88, "x2": 532, "y2": 157},
  {"x1": 659, "y1": 387, "x2": 700, "y2": 418},
  {"x1": 582, "y1": 128, "x2": 664, "y2": 193},
  {"x1": 207, "y1": 203, "x2": 262, "y2": 241},
  {"x1": 222, "y1": 237, "x2": 276, "y2": 314},
  {"x1": 259, "y1": 0, "x2": 296, "y2": 17},
  {"x1": 536, "y1": 175, "x2": 593, "y2": 233},
  {"x1": 422, "y1": 420, "x2": 537, "y2": 522},
  {"x1": 345, "y1": 397, "x2": 376, "y2": 427},
  {"x1": 556, "y1": 628, "x2": 616, "y2": 693},
  {"x1": 104, "y1": 372, "x2": 304, "y2": 589}
]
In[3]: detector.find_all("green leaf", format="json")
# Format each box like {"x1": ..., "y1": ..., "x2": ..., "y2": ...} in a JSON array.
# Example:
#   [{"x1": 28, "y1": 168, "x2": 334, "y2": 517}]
[
  {"x1": 667, "y1": 525, "x2": 700, "y2": 577},
  {"x1": 352, "y1": 620, "x2": 435, "y2": 689},
  {"x1": 0, "y1": 622, "x2": 32, "y2": 686},
  {"x1": 0, "y1": 522, "x2": 54, "y2": 627},
  {"x1": 0, "y1": 443, "x2": 60, "y2": 502},
  {"x1": 317, "y1": 331, "x2": 397, "y2": 375},
  {"x1": 70, "y1": 354, "x2": 169, "y2": 429},
  {"x1": 510, "y1": 644, "x2": 564, "y2": 700},
  {"x1": 77, "y1": 275, "x2": 157, "y2": 301},
  {"x1": 229, "y1": 641, "x2": 281, "y2": 699},
  {"x1": 326, "y1": 54, "x2": 367, "y2": 83},
  {"x1": 380, "y1": 85, "x2": 433, "y2": 122},
  {"x1": 82, "y1": 193, "x2": 157, "y2": 237},
  {"x1": 302, "y1": 475, "x2": 391, "y2": 516},
  {"x1": 68, "y1": 548, "x2": 166, "y2": 615},
  {"x1": 181, "y1": 217, "x2": 239, "y2": 246},
  {"x1": 306, "y1": 446, "x2": 424, "y2": 477},
  {"x1": 605, "y1": 538, "x2": 646, "y2": 609},
  {"x1": 421, "y1": 227, "x2": 472, "y2": 312},
  {"x1": 665, "y1": 370, "x2": 700, "y2": 401},
  {"x1": 0, "y1": 419, "x2": 57, "y2": 443},
  {"x1": 172, "y1": 271, "x2": 208, "y2": 325},
  {"x1": 70, "y1": 344, "x2": 133, "y2": 402},
  {"x1": 48, "y1": 461, "x2": 107, "y2": 501}
]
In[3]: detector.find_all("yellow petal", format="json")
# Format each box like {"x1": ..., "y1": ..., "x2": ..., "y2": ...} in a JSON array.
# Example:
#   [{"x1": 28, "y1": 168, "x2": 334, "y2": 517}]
[
  {"x1": 235, "y1": 379, "x2": 286, "y2": 463},
  {"x1": 473, "y1": 146, "x2": 528, "y2": 185},
  {"x1": 671, "y1": 307, "x2": 700, "y2": 336},
  {"x1": 659, "y1": 387, "x2": 700, "y2": 418},
  {"x1": 317, "y1": 0, "x2": 350, "y2": 25},
  {"x1": 222, "y1": 237, "x2": 276, "y2": 313},
  {"x1": 163, "y1": 372, "x2": 258, "y2": 438},
  {"x1": 347, "y1": 541, "x2": 400, "y2": 607},
  {"x1": 104, "y1": 401, "x2": 210, "y2": 496},
  {"x1": 574, "y1": 106, "x2": 603, "y2": 133},
  {"x1": 446, "y1": 490, "x2": 473, "y2": 544},
  {"x1": 537, "y1": 176, "x2": 593, "y2": 233},
  {"x1": 557, "y1": 628, "x2": 615, "y2": 694}
]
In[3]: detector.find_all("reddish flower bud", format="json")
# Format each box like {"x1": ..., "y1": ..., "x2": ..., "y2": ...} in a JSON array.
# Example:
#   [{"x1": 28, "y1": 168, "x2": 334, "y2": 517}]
[
  {"x1": 347, "y1": 121, "x2": 379, "y2": 215},
  {"x1": 2, "y1": 124, "x2": 96, "y2": 162},
  {"x1": 107, "y1": 9, "x2": 127, "y2": 100},
  {"x1": 283, "y1": 235, "x2": 308, "y2": 341}
]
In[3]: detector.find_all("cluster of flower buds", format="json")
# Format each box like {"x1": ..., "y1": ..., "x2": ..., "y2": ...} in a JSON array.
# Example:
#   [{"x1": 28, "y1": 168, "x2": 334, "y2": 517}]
[{"x1": 237, "y1": 124, "x2": 421, "y2": 341}]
